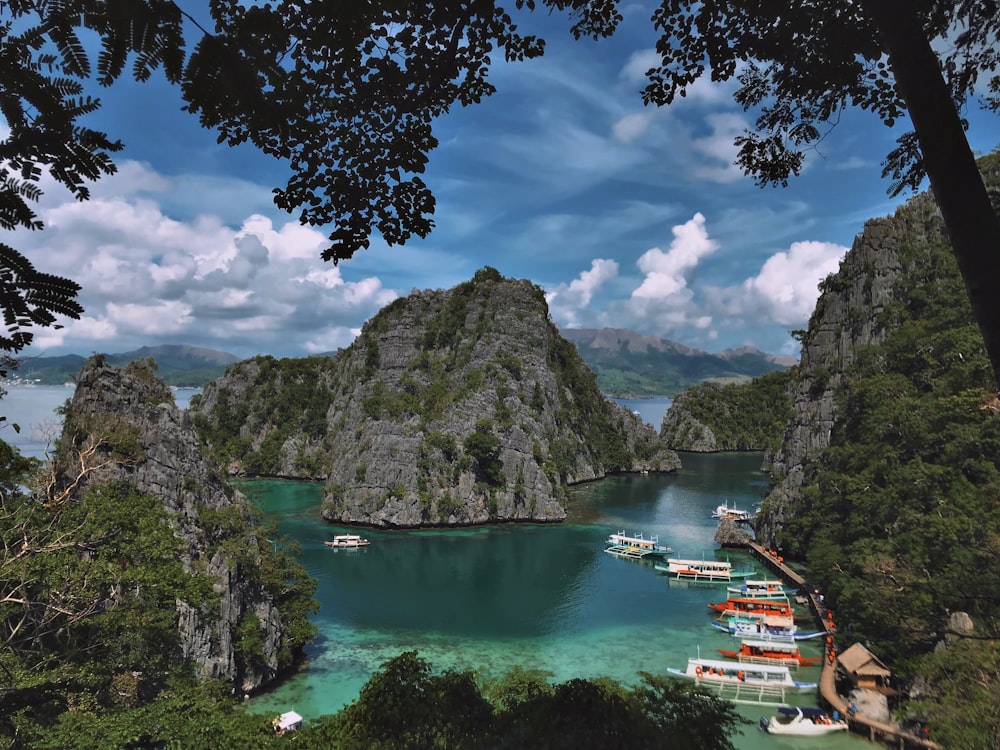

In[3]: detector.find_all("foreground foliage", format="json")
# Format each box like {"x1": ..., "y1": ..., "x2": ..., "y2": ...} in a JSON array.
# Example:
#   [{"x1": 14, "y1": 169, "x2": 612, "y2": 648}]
[
  {"x1": 0, "y1": 429, "x2": 316, "y2": 747},
  {"x1": 291, "y1": 652, "x2": 748, "y2": 750}
]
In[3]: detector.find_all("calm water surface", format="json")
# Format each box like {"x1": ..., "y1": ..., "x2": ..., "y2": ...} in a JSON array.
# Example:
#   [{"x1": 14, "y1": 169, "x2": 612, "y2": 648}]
[
  {"x1": 4, "y1": 387, "x2": 865, "y2": 747},
  {"x1": 243, "y1": 455, "x2": 868, "y2": 749}
]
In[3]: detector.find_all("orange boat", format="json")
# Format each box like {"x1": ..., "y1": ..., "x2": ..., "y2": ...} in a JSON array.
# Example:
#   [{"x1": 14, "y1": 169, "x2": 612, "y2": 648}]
[
  {"x1": 717, "y1": 639, "x2": 823, "y2": 668},
  {"x1": 707, "y1": 597, "x2": 810, "y2": 622},
  {"x1": 708, "y1": 597, "x2": 792, "y2": 617}
]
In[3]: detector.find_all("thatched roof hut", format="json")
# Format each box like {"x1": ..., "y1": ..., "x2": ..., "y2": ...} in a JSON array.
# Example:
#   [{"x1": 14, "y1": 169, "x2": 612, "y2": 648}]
[{"x1": 837, "y1": 642, "x2": 895, "y2": 693}]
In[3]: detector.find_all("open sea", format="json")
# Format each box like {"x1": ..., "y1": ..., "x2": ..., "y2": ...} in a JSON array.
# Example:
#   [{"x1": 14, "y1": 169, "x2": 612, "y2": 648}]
[{"x1": 2, "y1": 387, "x2": 868, "y2": 748}]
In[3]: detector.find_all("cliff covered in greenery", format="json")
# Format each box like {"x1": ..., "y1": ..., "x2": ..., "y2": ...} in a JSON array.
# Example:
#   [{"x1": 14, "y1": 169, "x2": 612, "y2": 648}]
[
  {"x1": 0, "y1": 358, "x2": 317, "y2": 745},
  {"x1": 192, "y1": 268, "x2": 679, "y2": 527},
  {"x1": 658, "y1": 370, "x2": 794, "y2": 452},
  {"x1": 755, "y1": 153, "x2": 1000, "y2": 747}
]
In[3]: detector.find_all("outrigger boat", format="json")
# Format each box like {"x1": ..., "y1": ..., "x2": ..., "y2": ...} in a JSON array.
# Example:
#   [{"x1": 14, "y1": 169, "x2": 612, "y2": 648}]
[
  {"x1": 717, "y1": 639, "x2": 823, "y2": 668},
  {"x1": 655, "y1": 557, "x2": 756, "y2": 582},
  {"x1": 727, "y1": 579, "x2": 790, "y2": 600},
  {"x1": 759, "y1": 706, "x2": 849, "y2": 735},
  {"x1": 710, "y1": 613, "x2": 825, "y2": 641},
  {"x1": 604, "y1": 530, "x2": 672, "y2": 560},
  {"x1": 665, "y1": 657, "x2": 817, "y2": 706},
  {"x1": 708, "y1": 597, "x2": 809, "y2": 621},
  {"x1": 711, "y1": 500, "x2": 754, "y2": 522},
  {"x1": 325, "y1": 534, "x2": 370, "y2": 548}
]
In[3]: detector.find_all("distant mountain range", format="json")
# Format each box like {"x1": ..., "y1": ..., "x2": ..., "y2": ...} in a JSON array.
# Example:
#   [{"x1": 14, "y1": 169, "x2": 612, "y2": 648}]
[
  {"x1": 12, "y1": 346, "x2": 242, "y2": 388},
  {"x1": 8, "y1": 331, "x2": 795, "y2": 395},
  {"x1": 559, "y1": 328, "x2": 796, "y2": 397}
]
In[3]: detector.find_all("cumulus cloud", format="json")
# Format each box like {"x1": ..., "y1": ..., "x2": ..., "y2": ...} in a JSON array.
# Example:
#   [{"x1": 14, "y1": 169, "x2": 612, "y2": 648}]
[
  {"x1": 632, "y1": 213, "x2": 718, "y2": 299},
  {"x1": 14, "y1": 160, "x2": 398, "y2": 358},
  {"x1": 739, "y1": 241, "x2": 848, "y2": 325},
  {"x1": 545, "y1": 259, "x2": 620, "y2": 328}
]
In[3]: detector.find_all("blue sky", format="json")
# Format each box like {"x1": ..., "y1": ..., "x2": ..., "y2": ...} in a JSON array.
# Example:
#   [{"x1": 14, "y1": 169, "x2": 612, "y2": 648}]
[{"x1": 8, "y1": 2, "x2": 999, "y2": 362}]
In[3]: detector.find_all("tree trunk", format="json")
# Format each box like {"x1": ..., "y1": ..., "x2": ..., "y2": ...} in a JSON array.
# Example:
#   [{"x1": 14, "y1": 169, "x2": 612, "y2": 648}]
[{"x1": 863, "y1": 0, "x2": 1000, "y2": 391}]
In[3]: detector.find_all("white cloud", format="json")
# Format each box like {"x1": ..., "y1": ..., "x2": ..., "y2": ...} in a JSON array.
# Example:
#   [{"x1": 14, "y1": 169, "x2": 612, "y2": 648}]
[
  {"x1": 632, "y1": 213, "x2": 718, "y2": 299},
  {"x1": 612, "y1": 111, "x2": 655, "y2": 143},
  {"x1": 702, "y1": 241, "x2": 848, "y2": 329},
  {"x1": 546, "y1": 259, "x2": 619, "y2": 327},
  {"x1": 691, "y1": 113, "x2": 749, "y2": 183},
  {"x1": 740, "y1": 241, "x2": 848, "y2": 325},
  {"x1": 10, "y1": 161, "x2": 400, "y2": 358}
]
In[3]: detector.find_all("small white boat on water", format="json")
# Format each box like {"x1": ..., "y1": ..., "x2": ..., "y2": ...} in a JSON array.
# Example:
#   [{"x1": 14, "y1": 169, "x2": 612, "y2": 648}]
[
  {"x1": 604, "y1": 530, "x2": 672, "y2": 560},
  {"x1": 655, "y1": 557, "x2": 756, "y2": 582},
  {"x1": 666, "y1": 657, "x2": 817, "y2": 705},
  {"x1": 325, "y1": 534, "x2": 370, "y2": 548},
  {"x1": 759, "y1": 706, "x2": 849, "y2": 735},
  {"x1": 727, "y1": 579, "x2": 790, "y2": 600},
  {"x1": 711, "y1": 500, "x2": 754, "y2": 522}
]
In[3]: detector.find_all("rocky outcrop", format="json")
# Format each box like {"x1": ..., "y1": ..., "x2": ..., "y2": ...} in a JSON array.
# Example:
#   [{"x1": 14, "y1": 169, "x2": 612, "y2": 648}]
[
  {"x1": 193, "y1": 269, "x2": 680, "y2": 527},
  {"x1": 714, "y1": 518, "x2": 751, "y2": 547},
  {"x1": 53, "y1": 357, "x2": 303, "y2": 694},
  {"x1": 755, "y1": 197, "x2": 939, "y2": 541},
  {"x1": 756, "y1": 155, "x2": 1000, "y2": 544},
  {"x1": 659, "y1": 371, "x2": 793, "y2": 453}
]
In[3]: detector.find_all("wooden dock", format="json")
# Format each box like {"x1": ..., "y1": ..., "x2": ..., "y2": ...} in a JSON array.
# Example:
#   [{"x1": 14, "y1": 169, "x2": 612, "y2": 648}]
[{"x1": 746, "y1": 542, "x2": 939, "y2": 749}]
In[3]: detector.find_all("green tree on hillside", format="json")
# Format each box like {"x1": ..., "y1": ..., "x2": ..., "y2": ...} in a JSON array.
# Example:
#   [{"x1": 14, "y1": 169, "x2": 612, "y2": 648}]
[{"x1": 4, "y1": 1, "x2": 1000, "y2": 388}]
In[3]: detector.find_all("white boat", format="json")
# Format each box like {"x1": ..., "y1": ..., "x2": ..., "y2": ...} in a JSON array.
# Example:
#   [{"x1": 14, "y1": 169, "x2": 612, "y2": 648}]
[
  {"x1": 710, "y1": 613, "x2": 825, "y2": 641},
  {"x1": 655, "y1": 557, "x2": 756, "y2": 582},
  {"x1": 325, "y1": 534, "x2": 370, "y2": 548},
  {"x1": 665, "y1": 657, "x2": 817, "y2": 705},
  {"x1": 759, "y1": 706, "x2": 849, "y2": 735},
  {"x1": 604, "y1": 530, "x2": 672, "y2": 560},
  {"x1": 711, "y1": 500, "x2": 754, "y2": 522},
  {"x1": 727, "y1": 579, "x2": 790, "y2": 600}
]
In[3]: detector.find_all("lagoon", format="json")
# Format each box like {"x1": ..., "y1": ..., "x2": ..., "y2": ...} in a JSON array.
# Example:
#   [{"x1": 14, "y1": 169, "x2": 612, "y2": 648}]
[
  {"x1": 2, "y1": 386, "x2": 865, "y2": 747},
  {"x1": 243, "y1": 457, "x2": 867, "y2": 749}
]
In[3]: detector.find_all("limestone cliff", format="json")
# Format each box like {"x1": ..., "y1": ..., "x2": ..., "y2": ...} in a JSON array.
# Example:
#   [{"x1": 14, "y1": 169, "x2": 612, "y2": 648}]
[
  {"x1": 755, "y1": 155, "x2": 1000, "y2": 543},
  {"x1": 52, "y1": 357, "x2": 314, "y2": 695},
  {"x1": 192, "y1": 268, "x2": 680, "y2": 527},
  {"x1": 658, "y1": 371, "x2": 793, "y2": 453}
]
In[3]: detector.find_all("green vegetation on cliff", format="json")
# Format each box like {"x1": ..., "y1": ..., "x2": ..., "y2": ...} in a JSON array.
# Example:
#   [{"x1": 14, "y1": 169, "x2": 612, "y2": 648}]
[
  {"x1": 193, "y1": 268, "x2": 678, "y2": 527},
  {"x1": 0, "y1": 360, "x2": 318, "y2": 746},
  {"x1": 660, "y1": 369, "x2": 794, "y2": 452},
  {"x1": 769, "y1": 160, "x2": 1000, "y2": 748}
]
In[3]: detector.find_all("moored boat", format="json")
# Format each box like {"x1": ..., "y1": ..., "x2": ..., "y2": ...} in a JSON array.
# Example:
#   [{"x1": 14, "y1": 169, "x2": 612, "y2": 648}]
[
  {"x1": 708, "y1": 597, "x2": 808, "y2": 620},
  {"x1": 655, "y1": 557, "x2": 756, "y2": 582},
  {"x1": 665, "y1": 657, "x2": 817, "y2": 705},
  {"x1": 605, "y1": 530, "x2": 672, "y2": 560},
  {"x1": 759, "y1": 706, "x2": 849, "y2": 735},
  {"x1": 711, "y1": 500, "x2": 754, "y2": 522},
  {"x1": 717, "y1": 639, "x2": 823, "y2": 668},
  {"x1": 710, "y1": 613, "x2": 825, "y2": 641},
  {"x1": 325, "y1": 534, "x2": 370, "y2": 548},
  {"x1": 727, "y1": 579, "x2": 790, "y2": 600}
]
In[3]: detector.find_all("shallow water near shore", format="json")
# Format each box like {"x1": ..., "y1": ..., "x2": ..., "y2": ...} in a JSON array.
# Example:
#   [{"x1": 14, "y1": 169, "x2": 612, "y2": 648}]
[{"x1": 245, "y1": 453, "x2": 869, "y2": 749}]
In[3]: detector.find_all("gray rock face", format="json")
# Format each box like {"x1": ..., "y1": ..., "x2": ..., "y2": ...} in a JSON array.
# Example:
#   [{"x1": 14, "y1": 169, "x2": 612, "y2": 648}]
[
  {"x1": 55, "y1": 358, "x2": 290, "y2": 693},
  {"x1": 755, "y1": 192, "x2": 946, "y2": 543},
  {"x1": 660, "y1": 390, "x2": 720, "y2": 451},
  {"x1": 194, "y1": 271, "x2": 680, "y2": 527}
]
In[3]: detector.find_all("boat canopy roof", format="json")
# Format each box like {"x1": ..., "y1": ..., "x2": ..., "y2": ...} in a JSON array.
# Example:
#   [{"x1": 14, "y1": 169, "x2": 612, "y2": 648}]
[{"x1": 690, "y1": 657, "x2": 792, "y2": 675}]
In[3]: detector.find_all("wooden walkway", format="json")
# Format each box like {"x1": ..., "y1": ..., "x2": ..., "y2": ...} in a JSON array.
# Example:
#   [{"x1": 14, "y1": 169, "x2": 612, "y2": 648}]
[{"x1": 746, "y1": 542, "x2": 939, "y2": 749}]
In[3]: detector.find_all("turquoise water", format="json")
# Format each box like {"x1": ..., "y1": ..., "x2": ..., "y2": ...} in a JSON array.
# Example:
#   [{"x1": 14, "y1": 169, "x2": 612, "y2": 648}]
[
  {"x1": 243, "y1": 454, "x2": 869, "y2": 749},
  {"x1": 2, "y1": 388, "x2": 864, "y2": 747}
]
